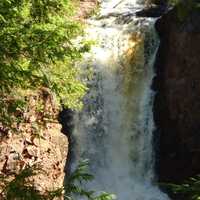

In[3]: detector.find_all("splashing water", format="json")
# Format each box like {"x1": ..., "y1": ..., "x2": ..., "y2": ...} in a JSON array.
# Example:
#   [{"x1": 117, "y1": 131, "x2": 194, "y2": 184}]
[{"x1": 71, "y1": 1, "x2": 169, "y2": 199}]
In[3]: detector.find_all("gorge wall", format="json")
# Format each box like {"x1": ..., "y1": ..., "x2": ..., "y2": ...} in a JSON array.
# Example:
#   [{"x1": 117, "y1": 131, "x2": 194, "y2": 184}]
[{"x1": 153, "y1": 6, "x2": 200, "y2": 185}]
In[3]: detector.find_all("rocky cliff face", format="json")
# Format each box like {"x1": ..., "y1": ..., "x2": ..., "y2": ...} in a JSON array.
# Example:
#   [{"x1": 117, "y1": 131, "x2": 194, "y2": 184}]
[
  {"x1": 153, "y1": 7, "x2": 200, "y2": 184},
  {"x1": 0, "y1": 91, "x2": 68, "y2": 199}
]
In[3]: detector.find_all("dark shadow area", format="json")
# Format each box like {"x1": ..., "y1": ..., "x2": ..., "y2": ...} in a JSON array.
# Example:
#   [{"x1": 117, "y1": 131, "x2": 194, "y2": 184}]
[
  {"x1": 152, "y1": 6, "x2": 200, "y2": 200},
  {"x1": 58, "y1": 108, "x2": 75, "y2": 199},
  {"x1": 136, "y1": 5, "x2": 168, "y2": 18}
]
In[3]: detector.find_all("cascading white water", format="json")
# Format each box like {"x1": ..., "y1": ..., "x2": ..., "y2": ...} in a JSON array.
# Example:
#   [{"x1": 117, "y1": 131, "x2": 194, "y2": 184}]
[{"x1": 72, "y1": 1, "x2": 169, "y2": 199}]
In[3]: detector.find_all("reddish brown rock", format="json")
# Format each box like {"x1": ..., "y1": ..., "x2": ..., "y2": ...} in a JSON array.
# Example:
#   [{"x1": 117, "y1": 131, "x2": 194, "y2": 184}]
[
  {"x1": 0, "y1": 121, "x2": 68, "y2": 198},
  {"x1": 153, "y1": 7, "x2": 200, "y2": 185}
]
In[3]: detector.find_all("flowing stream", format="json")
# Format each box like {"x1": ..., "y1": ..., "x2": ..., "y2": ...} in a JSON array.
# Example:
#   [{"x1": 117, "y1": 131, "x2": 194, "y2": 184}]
[{"x1": 71, "y1": 0, "x2": 169, "y2": 199}]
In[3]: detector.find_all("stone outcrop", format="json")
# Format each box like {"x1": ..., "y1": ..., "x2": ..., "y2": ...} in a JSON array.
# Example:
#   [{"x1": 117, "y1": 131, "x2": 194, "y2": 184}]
[
  {"x1": 0, "y1": 91, "x2": 68, "y2": 199},
  {"x1": 153, "y1": 6, "x2": 200, "y2": 186}
]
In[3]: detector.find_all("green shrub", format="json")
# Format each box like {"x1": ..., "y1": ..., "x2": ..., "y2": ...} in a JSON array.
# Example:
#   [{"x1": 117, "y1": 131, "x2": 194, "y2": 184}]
[
  {"x1": 0, "y1": 161, "x2": 116, "y2": 200},
  {"x1": 64, "y1": 160, "x2": 116, "y2": 200},
  {"x1": 0, "y1": 0, "x2": 88, "y2": 130},
  {"x1": 0, "y1": 164, "x2": 60, "y2": 200},
  {"x1": 162, "y1": 175, "x2": 200, "y2": 200}
]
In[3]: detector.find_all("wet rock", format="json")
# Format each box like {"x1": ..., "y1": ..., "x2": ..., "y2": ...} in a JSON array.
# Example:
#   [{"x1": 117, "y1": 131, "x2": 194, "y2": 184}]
[{"x1": 136, "y1": 5, "x2": 168, "y2": 18}]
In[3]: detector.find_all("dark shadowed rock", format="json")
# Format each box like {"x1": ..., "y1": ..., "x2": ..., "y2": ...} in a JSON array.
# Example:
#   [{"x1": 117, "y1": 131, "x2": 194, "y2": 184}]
[
  {"x1": 136, "y1": 5, "x2": 167, "y2": 18},
  {"x1": 153, "y1": 5, "x2": 200, "y2": 191},
  {"x1": 58, "y1": 108, "x2": 74, "y2": 135}
]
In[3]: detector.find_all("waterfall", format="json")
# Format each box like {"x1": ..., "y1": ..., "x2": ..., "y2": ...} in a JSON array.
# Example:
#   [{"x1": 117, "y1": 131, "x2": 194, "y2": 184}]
[{"x1": 71, "y1": 1, "x2": 169, "y2": 199}]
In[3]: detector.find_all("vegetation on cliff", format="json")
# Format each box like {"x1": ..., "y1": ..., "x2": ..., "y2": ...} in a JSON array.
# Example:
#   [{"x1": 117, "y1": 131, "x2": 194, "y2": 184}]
[
  {"x1": 164, "y1": 175, "x2": 200, "y2": 200},
  {"x1": 0, "y1": 0, "x2": 90, "y2": 134},
  {"x1": 0, "y1": 160, "x2": 115, "y2": 200}
]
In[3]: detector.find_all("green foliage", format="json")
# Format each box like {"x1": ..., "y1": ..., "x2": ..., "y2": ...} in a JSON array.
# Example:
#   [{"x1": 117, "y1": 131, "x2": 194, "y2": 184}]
[
  {"x1": 0, "y1": 164, "x2": 62, "y2": 200},
  {"x1": 64, "y1": 160, "x2": 116, "y2": 200},
  {"x1": 162, "y1": 175, "x2": 200, "y2": 200},
  {"x1": 0, "y1": 0, "x2": 88, "y2": 129},
  {"x1": 65, "y1": 159, "x2": 94, "y2": 199},
  {"x1": 0, "y1": 161, "x2": 116, "y2": 200}
]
